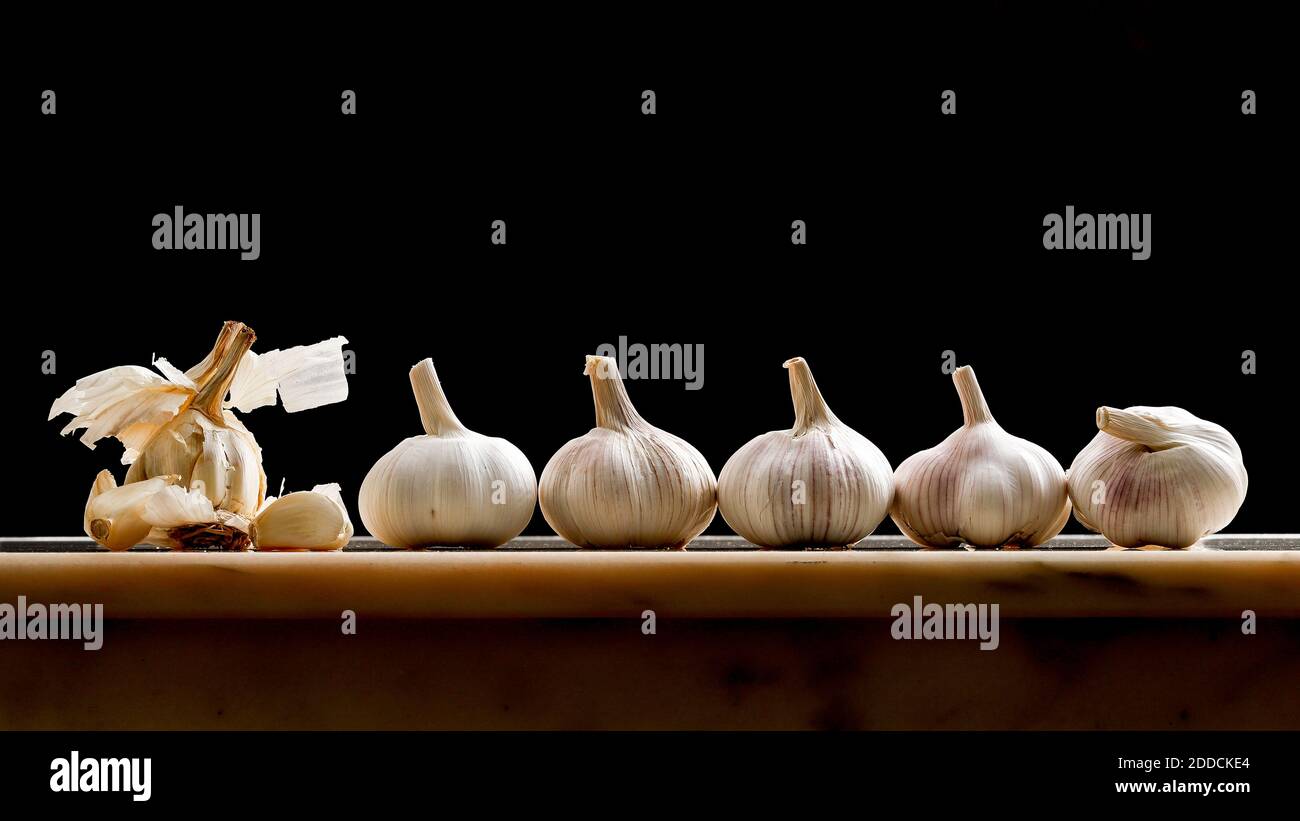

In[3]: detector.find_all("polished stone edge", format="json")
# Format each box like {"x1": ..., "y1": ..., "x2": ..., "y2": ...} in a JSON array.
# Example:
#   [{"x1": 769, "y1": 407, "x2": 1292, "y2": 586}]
[
  {"x1": 1, "y1": 539, "x2": 1298, "y2": 619},
  {"x1": 3, "y1": 534, "x2": 1299, "y2": 552}
]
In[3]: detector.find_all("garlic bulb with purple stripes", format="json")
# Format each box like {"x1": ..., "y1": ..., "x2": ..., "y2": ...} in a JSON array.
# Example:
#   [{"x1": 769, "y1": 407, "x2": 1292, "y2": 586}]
[
  {"x1": 718, "y1": 358, "x2": 893, "y2": 548},
  {"x1": 539, "y1": 355, "x2": 716, "y2": 549},
  {"x1": 891, "y1": 365, "x2": 1070, "y2": 549},
  {"x1": 1068, "y1": 406, "x2": 1247, "y2": 549}
]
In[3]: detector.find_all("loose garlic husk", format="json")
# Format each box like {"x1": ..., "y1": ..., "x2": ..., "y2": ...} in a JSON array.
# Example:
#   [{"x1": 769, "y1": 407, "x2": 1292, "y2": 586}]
[
  {"x1": 717, "y1": 357, "x2": 893, "y2": 548},
  {"x1": 539, "y1": 355, "x2": 717, "y2": 549},
  {"x1": 891, "y1": 365, "x2": 1070, "y2": 549},
  {"x1": 359, "y1": 359, "x2": 537, "y2": 548},
  {"x1": 51, "y1": 320, "x2": 352, "y2": 550},
  {"x1": 1068, "y1": 406, "x2": 1247, "y2": 548}
]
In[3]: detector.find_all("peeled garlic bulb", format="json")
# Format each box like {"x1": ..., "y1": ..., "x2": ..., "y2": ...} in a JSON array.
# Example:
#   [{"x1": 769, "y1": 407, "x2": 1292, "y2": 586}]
[
  {"x1": 717, "y1": 357, "x2": 893, "y2": 548},
  {"x1": 127, "y1": 331, "x2": 262, "y2": 515},
  {"x1": 891, "y1": 365, "x2": 1070, "y2": 549},
  {"x1": 1068, "y1": 406, "x2": 1248, "y2": 548},
  {"x1": 255, "y1": 484, "x2": 354, "y2": 551},
  {"x1": 539, "y1": 355, "x2": 717, "y2": 549},
  {"x1": 123, "y1": 323, "x2": 266, "y2": 517},
  {"x1": 52, "y1": 320, "x2": 352, "y2": 550},
  {"x1": 359, "y1": 359, "x2": 537, "y2": 548}
]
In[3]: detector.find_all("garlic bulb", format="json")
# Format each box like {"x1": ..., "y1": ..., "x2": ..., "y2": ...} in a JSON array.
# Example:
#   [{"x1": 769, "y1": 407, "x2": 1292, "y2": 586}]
[
  {"x1": 717, "y1": 357, "x2": 893, "y2": 548},
  {"x1": 359, "y1": 359, "x2": 536, "y2": 548},
  {"x1": 539, "y1": 355, "x2": 717, "y2": 549},
  {"x1": 124, "y1": 322, "x2": 266, "y2": 516},
  {"x1": 891, "y1": 365, "x2": 1070, "y2": 549},
  {"x1": 51, "y1": 320, "x2": 352, "y2": 550},
  {"x1": 1068, "y1": 406, "x2": 1247, "y2": 548}
]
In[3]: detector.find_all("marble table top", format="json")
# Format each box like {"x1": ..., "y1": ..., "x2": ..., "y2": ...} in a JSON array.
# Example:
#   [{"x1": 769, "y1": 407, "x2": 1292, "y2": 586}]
[{"x1": 1, "y1": 535, "x2": 1296, "y2": 619}]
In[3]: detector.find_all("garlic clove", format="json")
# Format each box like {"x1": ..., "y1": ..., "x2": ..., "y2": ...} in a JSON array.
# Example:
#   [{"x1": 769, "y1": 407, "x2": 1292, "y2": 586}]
[
  {"x1": 718, "y1": 357, "x2": 893, "y2": 548},
  {"x1": 83, "y1": 471, "x2": 177, "y2": 551},
  {"x1": 359, "y1": 358, "x2": 537, "y2": 548},
  {"x1": 1068, "y1": 405, "x2": 1247, "y2": 549},
  {"x1": 186, "y1": 415, "x2": 265, "y2": 516},
  {"x1": 890, "y1": 365, "x2": 1070, "y2": 549},
  {"x1": 254, "y1": 484, "x2": 354, "y2": 551},
  {"x1": 539, "y1": 355, "x2": 717, "y2": 549}
]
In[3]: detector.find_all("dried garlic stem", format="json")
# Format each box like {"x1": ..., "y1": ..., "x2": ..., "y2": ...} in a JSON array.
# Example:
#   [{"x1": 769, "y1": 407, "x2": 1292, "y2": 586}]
[
  {"x1": 193, "y1": 323, "x2": 255, "y2": 418},
  {"x1": 410, "y1": 359, "x2": 466, "y2": 436},
  {"x1": 188, "y1": 320, "x2": 239, "y2": 389},
  {"x1": 585, "y1": 355, "x2": 645, "y2": 432},
  {"x1": 784, "y1": 357, "x2": 838, "y2": 435},
  {"x1": 953, "y1": 365, "x2": 994, "y2": 425},
  {"x1": 1096, "y1": 407, "x2": 1181, "y2": 451}
]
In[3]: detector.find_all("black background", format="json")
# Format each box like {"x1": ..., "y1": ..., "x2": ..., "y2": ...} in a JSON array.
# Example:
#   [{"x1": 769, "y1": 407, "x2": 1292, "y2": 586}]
[{"x1": 4, "y1": 4, "x2": 1290, "y2": 539}]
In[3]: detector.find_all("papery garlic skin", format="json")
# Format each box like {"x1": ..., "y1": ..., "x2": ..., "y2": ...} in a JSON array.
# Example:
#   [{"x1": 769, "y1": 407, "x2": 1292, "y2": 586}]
[
  {"x1": 539, "y1": 355, "x2": 717, "y2": 549},
  {"x1": 891, "y1": 366, "x2": 1070, "y2": 549},
  {"x1": 718, "y1": 358, "x2": 893, "y2": 548},
  {"x1": 359, "y1": 359, "x2": 536, "y2": 548},
  {"x1": 50, "y1": 368, "x2": 193, "y2": 464},
  {"x1": 1068, "y1": 406, "x2": 1248, "y2": 549},
  {"x1": 138, "y1": 483, "x2": 254, "y2": 551}
]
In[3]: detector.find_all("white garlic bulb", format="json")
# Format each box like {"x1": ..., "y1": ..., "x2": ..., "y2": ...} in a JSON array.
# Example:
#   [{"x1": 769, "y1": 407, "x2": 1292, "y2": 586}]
[
  {"x1": 717, "y1": 357, "x2": 893, "y2": 548},
  {"x1": 891, "y1": 365, "x2": 1070, "y2": 549},
  {"x1": 539, "y1": 355, "x2": 717, "y2": 549},
  {"x1": 1068, "y1": 406, "x2": 1248, "y2": 548},
  {"x1": 359, "y1": 358, "x2": 536, "y2": 548}
]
